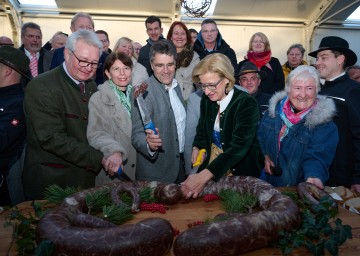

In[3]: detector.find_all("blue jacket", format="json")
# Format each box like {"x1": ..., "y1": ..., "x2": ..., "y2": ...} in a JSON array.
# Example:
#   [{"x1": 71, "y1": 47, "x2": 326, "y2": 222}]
[{"x1": 258, "y1": 91, "x2": 338, "y2": 187}]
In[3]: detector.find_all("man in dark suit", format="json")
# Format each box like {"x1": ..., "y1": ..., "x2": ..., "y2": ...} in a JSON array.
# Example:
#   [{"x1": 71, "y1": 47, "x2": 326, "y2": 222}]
[
  {"x1": 18, "y1": 22, "x2": 51, "y2": 77},
  {"x1": 309, "y1": 36, "x2": 360, "y2": 195},
  {"x1": 50, "y1": 12, "x2": 107, "y2": 85}
]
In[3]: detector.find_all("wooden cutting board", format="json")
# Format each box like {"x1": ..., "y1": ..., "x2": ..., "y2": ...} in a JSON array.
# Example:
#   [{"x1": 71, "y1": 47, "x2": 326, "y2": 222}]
[{"x1": 1, "y1": 192, "x2": 360, "y2": 255}]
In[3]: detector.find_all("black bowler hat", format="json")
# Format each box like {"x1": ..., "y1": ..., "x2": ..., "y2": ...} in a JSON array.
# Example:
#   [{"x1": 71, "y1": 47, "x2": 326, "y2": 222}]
[
  {"x1": 238, "y1": 61, "x2": 266, "y2": 80},
  {"x1": 0, "y1": 45, "x2": 30, "y2": 79},
  {"x1": 308, "y1": 36, "x2": 357, "y2": 67}
]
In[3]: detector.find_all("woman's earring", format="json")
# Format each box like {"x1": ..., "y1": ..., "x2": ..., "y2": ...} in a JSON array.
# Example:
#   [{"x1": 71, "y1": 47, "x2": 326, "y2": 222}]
[{"x1": 225, "y1": 83, "x2": 230, "y2": 95}]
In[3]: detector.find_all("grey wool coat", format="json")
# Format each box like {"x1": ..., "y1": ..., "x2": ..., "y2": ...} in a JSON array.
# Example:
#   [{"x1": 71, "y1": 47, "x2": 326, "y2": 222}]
[
  {"x1": 87, "y1": 80, "x2": 136, "y2": 183},
  {"x1": 131, "y1": 75, "x2": 185, "y2": 183}
]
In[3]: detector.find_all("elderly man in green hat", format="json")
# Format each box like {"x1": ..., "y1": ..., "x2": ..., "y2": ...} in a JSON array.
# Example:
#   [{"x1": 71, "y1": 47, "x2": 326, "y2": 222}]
[
  {"x1": 309, "y1": 36, "x2": 360, "y2": 195},
  {"x1": 0, "y1": 46, "x2": 30, "y2": 206}
]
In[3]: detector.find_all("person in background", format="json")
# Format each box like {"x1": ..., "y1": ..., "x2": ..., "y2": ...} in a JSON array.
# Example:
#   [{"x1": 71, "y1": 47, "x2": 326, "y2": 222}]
[
  {"x1": 346, "y1": 64, "x2": 360, "y2": 83},
  {"x1": 238, "y1": 61, "x2": 271, "y2": 119},
  {"x1": 23, "y1": 30, "x2": 105, "y2": 200},
  {"x1": 238, "y1": 32, "x2": 284, "y2": 94},
  {"x1": 19, "y1": 22, "x2": 51, "y2": 77},
  {"x1": 133, "y1": 42, "x2": 142, "y2": 60},
  {"x1": 87, "y1": 52, "x2": 136, "y2": 184},
  {"x1": 96, "y1": 30, "x2": 111, "y2": 54},
  {"x1": 138, "y1": 15, "x2": 164, "y2": 76},
  {"x1": 193, "y1": 19, "x2": 237, "y2": 72},
  {"x1": 50, "y1": 12, "x2": 107, "y2": 85},
  {"x1": 167, "y1": 21, "x2": 200, "y2": 101},
  {"x1": 184, "y1": 89, "x2": 203, "y2": 175},
  {"x1": 132, "y1": 40, "x2": 186, "y2": 183},
  {"x1": 309, "y1": 36, "x2": 360, "y2": 195},
  {"x1": 258, "y1": 65, "x2": 338, "y2": 189},
  {"x1": 0, "y1": 36, "x2": 14, "y2": 47},
  {"x1": 0, "y1": 46, "x2": 30, "y2": 206},
  {"x1": 113, "y1": 37, "x2": 148, "y2": 86},
  {"x1": 181, "y1": 53, "x2": 263, "y2": 199},
  {"x1": 43, "y1": 31, "x2": 68, "y2": 51},
  {"x1": 282, "y1": 43, "x2": 308, "y2": 80},
  {"x1": 189, "y1": 28, "x2": 198, "y2": 47}
]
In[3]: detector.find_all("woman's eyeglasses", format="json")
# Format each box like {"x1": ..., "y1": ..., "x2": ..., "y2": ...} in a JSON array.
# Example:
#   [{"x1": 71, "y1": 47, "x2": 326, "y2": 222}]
[{"x1": 197, "y1": 78, "x2": 224, "y2": 91}]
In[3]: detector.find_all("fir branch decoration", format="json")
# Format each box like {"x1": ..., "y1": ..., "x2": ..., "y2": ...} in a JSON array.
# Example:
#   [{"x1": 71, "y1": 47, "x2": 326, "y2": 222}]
[
  {"x1": 102, "y1": 205, "x2": 133, "y2": 225},
  {"x1": 119, "y1": 187, "x2": 157, "y2": 206},
  {"x1": 43, "y1": 184, "x2": 81, "y2": 204},
  {"x1": 85, "y1": 188, "x2": 112, "y2": 214},
  {"x1": 219, "y1": 189, "x2": 258, "y2": 213},
  {"x1": 140, "y1": 187, "x2": 157, "y2": 203}
]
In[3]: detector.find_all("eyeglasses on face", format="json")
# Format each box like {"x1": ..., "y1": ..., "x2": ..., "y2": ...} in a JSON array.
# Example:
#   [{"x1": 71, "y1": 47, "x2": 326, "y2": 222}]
[
  {"x1": 70, "y1": 50, "x2": 101, "y2": 69},
  {"x1": 197, "y1": 78, "x2": 224, "y2": 91}
]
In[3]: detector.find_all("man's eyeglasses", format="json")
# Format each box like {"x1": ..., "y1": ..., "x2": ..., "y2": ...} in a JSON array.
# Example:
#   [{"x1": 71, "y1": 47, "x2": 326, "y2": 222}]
[
  {"x1": 70, "y1": 50, "x2": 101, "y2": 69},
  {"x1": 197, "y1": 78, "x2": 224, "y2": 91}
]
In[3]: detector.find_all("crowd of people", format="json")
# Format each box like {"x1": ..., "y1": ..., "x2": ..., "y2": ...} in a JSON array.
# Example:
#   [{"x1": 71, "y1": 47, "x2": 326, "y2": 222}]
[{"x1": 1, "y1": 12, "x2": 360, "y2": 207}]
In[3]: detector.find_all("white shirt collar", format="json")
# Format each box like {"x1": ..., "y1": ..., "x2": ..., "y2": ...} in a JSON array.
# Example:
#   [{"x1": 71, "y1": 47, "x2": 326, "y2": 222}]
[
  {"x1": 217, "y1": 88, "x2": 234, "y2": 113},
  {"x1": 62, "y1": 62, "x2": 82, "y2": 84},
  {"x1": 328, "y1": 71, "x2": 346, "y2": 81}
]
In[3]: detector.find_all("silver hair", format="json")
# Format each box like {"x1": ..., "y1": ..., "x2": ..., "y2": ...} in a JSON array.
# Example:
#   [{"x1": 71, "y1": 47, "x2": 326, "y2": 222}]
[
  {"x1": 65, "y1": 29, "x2": 102, "y2": 55},
  {"x1": 285, "y1": 65, "x2": 321, "y2": 94},
  {"x1": 71, "y1": 12, "x2": 94, "y2": 29}
]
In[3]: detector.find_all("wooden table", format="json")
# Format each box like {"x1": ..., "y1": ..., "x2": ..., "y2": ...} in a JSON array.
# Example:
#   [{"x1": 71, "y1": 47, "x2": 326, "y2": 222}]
[{"x1": 1, "y1": 195, "x2": 360, "y2": 255}]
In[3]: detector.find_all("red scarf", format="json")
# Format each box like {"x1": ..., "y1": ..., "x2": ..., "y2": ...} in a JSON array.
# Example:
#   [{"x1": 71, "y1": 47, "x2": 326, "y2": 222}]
[{"x1": 246, "y1": 50, "x2": 272, "y2": 70}]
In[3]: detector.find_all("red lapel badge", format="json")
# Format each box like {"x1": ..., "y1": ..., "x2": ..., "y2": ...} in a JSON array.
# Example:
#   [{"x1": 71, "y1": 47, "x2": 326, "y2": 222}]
[{"x1": 11, "y1": 119, "x2": 19, "y2": 126}]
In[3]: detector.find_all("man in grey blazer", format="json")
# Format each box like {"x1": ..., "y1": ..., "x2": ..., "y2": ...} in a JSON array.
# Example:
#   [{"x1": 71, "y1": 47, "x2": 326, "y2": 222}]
[{"x1": 132, "y1": 40, "x2": 186, "y2": 183}]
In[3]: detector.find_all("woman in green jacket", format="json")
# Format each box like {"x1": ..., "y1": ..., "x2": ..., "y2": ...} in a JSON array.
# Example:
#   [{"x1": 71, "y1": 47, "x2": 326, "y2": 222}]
[{"x1": 181, "y1": 53, "x2": 264, "y2": 199}]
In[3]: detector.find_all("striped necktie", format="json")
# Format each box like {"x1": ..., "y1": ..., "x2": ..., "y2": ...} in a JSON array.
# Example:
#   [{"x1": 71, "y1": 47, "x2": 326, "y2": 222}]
[{"x1": 29, "y1": 53, "x2": 38, "y2": 77}]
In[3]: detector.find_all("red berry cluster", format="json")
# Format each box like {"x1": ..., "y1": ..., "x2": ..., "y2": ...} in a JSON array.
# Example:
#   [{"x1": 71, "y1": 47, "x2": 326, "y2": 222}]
[
  {"x1": 187, "y1": 220, "x2": 205, "y2": 228},
  {"x1": 139, "y1": 202, "x2": 167, "y2": 214},
  {"x1": 203, "y1": 194, "x2": 220, "y2": 202},
  {"x1": 172, "y1": 226, "x2": 180, "y2": 237}
]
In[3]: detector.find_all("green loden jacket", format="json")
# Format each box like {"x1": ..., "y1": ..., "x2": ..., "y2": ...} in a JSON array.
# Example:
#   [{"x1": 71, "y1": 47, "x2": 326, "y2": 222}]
[
  {"x1": 193, "y1": 88, "x2": 264, "y2": 181},
  {"x1": 23, "y1": 65, "x2": 103, "y2": 199}
]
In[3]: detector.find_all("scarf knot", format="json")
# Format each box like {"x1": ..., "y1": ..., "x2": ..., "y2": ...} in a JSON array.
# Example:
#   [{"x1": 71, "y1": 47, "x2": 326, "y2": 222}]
[
  {"x1": 278, "y1": 96, "x2": 317, "y2": 149},
  {"x1": 109, "y1": 80, "x2": 132, "y2": 117},
  {"x1": 247, "y1": 50, "x2": 272, "y2": 70}
]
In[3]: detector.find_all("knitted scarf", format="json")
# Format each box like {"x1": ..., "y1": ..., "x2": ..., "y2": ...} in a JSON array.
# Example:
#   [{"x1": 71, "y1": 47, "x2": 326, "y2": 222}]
[
  {"x1": 247, "y1": 50, "x2": 272, "y2": 70},
  {"x1": 109, "y1": 79, "x2": 132, "y2": 117}
]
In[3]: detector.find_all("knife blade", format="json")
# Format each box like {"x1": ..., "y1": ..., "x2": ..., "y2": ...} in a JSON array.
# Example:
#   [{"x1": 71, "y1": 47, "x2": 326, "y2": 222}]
[
  {"x1": 136, "y1": 93, "x2": 157, "y2": 134},
  {"x1": 116, "y1": 167, "x2": 132, "y2": 181}
]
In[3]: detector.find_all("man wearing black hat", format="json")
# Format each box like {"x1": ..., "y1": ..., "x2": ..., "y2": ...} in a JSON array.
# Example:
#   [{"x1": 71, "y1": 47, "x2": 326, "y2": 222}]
[
  {"x1": 309, "y1": 36, "x2": 360, "y2": 194},
  {"x1": 0, "y1": 46, "x2": 30, "y2": 206},
  {"x1": 238, "y1": 61, "x2": 271, "y2": 119}
]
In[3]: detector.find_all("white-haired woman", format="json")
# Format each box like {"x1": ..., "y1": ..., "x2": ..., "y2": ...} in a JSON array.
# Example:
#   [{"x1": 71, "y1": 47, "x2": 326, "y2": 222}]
[{"x1": 258, "y1": 65, "x2": 338, "y2": 189}]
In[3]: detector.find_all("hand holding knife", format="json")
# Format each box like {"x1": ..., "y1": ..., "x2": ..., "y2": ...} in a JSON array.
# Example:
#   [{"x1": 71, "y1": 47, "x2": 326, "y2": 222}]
[{"x1": 134, "y1": 83, "x2": 157, "y2": 134}]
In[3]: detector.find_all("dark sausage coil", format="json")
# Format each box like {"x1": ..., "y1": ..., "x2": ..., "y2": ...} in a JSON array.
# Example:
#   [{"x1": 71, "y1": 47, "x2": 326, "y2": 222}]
[
  {"x1": 173, "y1": 176, "x2": 301, "y2": 256},
  {"x1": 36, "y1": 181, "x2": 176, "y2": 256}
]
